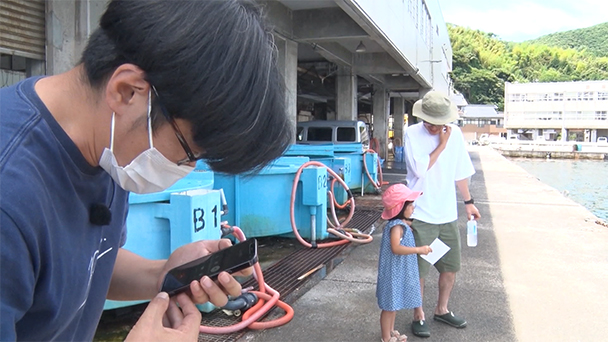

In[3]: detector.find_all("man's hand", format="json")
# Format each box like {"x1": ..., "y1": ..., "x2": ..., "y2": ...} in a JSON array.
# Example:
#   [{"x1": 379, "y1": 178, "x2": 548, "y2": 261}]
[
  {"x1": 125, "y1": 292, "x2": 201, "y2": 342},
  {"x1": 439, "y1": 125, "x2": 452, "y2": 146},
  {"x1": 428, "y1": 125, "x2": 452, "y2": 170},
  {"x1": 159, "y1": 239, "x2": 253, "y2": 307},
  {"x1": 465, "y1": 204, "x2": 481, "y2": 220}
]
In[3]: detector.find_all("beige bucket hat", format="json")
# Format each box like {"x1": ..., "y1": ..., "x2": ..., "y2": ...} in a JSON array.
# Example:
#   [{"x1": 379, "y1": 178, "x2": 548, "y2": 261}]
[{"x1": 412, "y1": 91, "x2": 459, "y2": 125}]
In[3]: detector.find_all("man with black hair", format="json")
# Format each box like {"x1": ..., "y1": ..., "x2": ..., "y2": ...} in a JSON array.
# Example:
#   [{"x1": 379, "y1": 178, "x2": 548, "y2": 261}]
[{"x1": 0, "y1": 1, "x2": 292, "y2": 341}]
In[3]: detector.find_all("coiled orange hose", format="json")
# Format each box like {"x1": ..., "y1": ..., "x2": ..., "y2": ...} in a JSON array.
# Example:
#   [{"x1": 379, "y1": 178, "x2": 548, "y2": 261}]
[
  {"x1": 290, "y1": 161, "x2": 372, "y2": 248},
  {"x1": 198, "y1": 227, "x2": 294, "y2": 334}
]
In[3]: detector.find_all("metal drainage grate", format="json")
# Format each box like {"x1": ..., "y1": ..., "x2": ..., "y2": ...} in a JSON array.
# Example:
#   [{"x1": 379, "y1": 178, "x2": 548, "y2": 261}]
[{"x1": 197, "y1": 208, "x2": 382, "y2": 342}]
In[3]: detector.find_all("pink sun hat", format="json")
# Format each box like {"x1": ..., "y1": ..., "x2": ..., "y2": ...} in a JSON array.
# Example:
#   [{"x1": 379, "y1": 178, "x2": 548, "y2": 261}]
[{"x1": 381, "y1": 183, "x2": 423, "y2": 220}]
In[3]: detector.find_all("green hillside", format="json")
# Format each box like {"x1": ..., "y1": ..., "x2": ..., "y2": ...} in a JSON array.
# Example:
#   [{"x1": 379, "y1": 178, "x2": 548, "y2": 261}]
[
  {"x1": 527, "y1": 22, "x2": 608, "y2": 57},
  {"x1": 448, "y1": 24, "x2": 608, "y2": 111}
]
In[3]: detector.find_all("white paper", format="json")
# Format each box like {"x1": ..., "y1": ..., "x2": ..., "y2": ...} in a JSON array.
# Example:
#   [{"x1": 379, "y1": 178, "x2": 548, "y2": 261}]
[{"x1": 420, "y1": 238, "x2": 451, "y2": 265}]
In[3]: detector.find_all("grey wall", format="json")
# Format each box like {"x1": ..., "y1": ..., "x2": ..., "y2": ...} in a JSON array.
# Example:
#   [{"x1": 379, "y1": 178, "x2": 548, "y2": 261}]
[{"x1": 46, "y1": 0, "x2": 108, "y2": 75}]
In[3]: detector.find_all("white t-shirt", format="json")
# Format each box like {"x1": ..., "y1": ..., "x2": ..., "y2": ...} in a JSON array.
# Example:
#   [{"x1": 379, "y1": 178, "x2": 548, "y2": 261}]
[{"x1": 404, "y1": 123, "x2": 475, "y2": 224}]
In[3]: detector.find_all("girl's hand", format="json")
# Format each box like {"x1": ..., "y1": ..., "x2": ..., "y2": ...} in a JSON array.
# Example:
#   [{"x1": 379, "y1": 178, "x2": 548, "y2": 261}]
[{"x1": 418, "y1": 245, "x2": 432, "y2": 255}]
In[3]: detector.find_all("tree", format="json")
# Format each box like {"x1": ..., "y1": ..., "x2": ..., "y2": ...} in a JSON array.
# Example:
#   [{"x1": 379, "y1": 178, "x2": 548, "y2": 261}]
[{"x1": 447, "y1": 24, "x2": 608, "y2": 108}]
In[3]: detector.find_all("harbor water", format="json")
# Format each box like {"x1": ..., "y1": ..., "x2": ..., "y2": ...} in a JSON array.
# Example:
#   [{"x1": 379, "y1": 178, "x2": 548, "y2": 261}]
[{"x1": 510, "y1": 158, "x2": 608, "y2": 221}]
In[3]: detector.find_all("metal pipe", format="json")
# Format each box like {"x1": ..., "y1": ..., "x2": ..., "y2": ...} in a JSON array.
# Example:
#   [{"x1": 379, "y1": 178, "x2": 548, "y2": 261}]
[
  {"x1": 361, "y1": 173, "x2": 365, "y2": 196},
  {"x1": 219, "y1": 188, "x2": 228, "y2": 215},
  {"x1": 310, "y1": 213, "x2": 316, "y2": 247}
]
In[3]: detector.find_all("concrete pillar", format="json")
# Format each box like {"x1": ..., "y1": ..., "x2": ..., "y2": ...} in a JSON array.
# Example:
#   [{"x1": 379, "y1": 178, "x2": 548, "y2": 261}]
[
  {"x1": 392, "y1": 97, "x2": 405, "y2": 144},
  {"x1": 46, "y1": 0, "x2": 109, "y2": 75},
  {"x1": 372, "y1": 86, "x2": 389, "y2": 160},
  {"x1": 406, "y1": 101, "x2": 416, "y2": 127},
  {"x1": 406, "y1": 88, "x2": 432, "y2": 127},
  {"x1": 335, "y1": 65, "x2": 357, "y2": 121},
  {"x1": 276, "y1": 37, "x2": 298, "y2": 143},
  {"x1": 591, "y1": 129, "x2": 598, "y2": 142},
  {"x1": 26, "y1": 59, "x2": 45, "y2": 77}
]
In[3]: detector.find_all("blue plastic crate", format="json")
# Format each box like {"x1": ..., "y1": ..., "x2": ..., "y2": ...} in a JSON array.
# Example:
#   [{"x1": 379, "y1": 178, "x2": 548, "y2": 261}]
[
  {"x1": 206, "y1": 156, "x2": 329, "y2": 240},
  {"x1": 288, "y1": 143, "x2": 378, "y2": 194},
  {"x1": 104, "y1": 169, "x2": 220, "y2": 312}
]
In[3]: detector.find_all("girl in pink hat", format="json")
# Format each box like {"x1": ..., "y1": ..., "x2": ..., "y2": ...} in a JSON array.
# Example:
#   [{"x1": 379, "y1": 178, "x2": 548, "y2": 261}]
[{"x1": 377, "y1": 184, "x2": 432, "y2": 342}]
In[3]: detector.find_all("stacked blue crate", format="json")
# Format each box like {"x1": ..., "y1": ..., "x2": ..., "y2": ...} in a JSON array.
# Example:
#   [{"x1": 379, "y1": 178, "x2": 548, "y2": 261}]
[
  {"x1": 331, "y1": 143, "x2": 379, "y2": 194},
  {"x1": 286, "y1": 143, "x2": 379, "y2": 198},
  {"x1": 203, "y1": 156, "x2": 329, "y2": 240},
  {"x1": 284, "y1": 144, "x2": 353, "y2": 205}
]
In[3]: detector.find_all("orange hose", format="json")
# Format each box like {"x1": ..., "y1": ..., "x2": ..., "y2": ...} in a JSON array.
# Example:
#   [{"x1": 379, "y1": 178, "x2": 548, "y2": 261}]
[
  {"x1": 362, "y1": 149, "x2": 384, "y2": 190},
  {"x1": 198, "y1": 227, "x2": 294, "y2": 334},
  {"x1": 290, "y1": 161, "x2": 372, "y2": 248},
  {"x1": 370, "y1": 137, "x2": 380, "y2": 154},
  {"x1": 330, "y1": 178, "x2": 353, "y2": 210},
  {"x1": 325, "y1": 190, "x2": 373, "y2": 244},
  {"x1": 241, "y1": 290, "x2": 294, "y2": 330}
]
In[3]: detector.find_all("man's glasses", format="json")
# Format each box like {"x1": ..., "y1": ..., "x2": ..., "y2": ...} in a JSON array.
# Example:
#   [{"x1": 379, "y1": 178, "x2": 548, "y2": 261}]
[{"x1": 151, "y1": 86, "x2": 204, "y2": 166}]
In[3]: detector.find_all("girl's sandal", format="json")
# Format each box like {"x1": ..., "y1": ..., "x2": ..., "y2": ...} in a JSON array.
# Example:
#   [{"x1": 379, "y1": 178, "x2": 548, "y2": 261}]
[
  {"x1": 381, "y1": 337, "x2": 398, "y2": 342},
  {"x1": 391, "y1": 330, "x2": 408, "y2": 342}
]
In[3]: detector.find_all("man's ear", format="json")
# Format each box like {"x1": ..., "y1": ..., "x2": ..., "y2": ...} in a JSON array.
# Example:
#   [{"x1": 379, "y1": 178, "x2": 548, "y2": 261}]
[{"x1": 104, "y1": 64, "x2": 150, "y2": 119}]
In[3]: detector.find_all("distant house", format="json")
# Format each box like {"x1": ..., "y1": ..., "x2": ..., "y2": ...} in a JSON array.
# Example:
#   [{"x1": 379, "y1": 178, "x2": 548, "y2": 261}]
[{"x1": 458, "y1": 104, "x2": 507, "y2": 142}]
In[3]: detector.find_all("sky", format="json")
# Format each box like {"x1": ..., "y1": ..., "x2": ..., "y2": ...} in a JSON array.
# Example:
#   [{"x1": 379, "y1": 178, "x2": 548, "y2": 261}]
[{"x1": 436, "y1": 0, "x2": 608, "y2": 42}]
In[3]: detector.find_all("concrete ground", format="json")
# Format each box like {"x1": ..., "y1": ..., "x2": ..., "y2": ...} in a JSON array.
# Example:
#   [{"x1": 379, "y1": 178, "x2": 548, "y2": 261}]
[{"x1": 242, "y1": 146, "x2": 608, "y2": 342}]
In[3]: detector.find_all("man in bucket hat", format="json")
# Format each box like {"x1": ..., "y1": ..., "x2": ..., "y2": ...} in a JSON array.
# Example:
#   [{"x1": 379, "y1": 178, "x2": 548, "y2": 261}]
[{"x1": 403, "y1": 91, "x2": 481, "y2": 337}]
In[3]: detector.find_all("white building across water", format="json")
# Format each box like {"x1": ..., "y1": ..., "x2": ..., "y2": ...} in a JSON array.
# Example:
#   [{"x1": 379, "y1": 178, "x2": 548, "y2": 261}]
[{"x1": 504, "y1": 81, "x2": 608, "y2": 142}]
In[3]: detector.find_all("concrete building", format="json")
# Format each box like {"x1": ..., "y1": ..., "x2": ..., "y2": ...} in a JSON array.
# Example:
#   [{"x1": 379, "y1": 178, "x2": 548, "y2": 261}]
[
  {"x1": 1, "y1": 0, "x2": 454, "y2": 159},
  {"x1": 504, "y1": 81, "x2": 608, "y2": 142},
  {"x1": 459, "y1": 104, "x2": 507, "y2": 142}
]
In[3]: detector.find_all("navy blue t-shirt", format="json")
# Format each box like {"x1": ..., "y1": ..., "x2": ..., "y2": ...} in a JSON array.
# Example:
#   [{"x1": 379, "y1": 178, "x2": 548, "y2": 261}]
[{"x1": 0, "y1": 77, "x2": 129, "y2": 341}]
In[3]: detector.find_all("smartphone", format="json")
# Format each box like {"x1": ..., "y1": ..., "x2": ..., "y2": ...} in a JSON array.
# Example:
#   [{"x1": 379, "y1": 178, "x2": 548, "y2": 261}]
[{"x1": 160, "y1": 238, "x2": 258, "y2": 296}]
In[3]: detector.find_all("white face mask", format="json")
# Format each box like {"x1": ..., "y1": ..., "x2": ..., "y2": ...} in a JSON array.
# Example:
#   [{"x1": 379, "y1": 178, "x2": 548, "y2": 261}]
[{"x1": 99, "y1": 90, "x2": 194, "y2": 194}]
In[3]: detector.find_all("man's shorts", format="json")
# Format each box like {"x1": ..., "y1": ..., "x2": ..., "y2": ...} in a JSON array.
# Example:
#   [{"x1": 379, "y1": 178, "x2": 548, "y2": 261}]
[{"x1": 411, "y1": 219, "x2": 461, "y2": 278}]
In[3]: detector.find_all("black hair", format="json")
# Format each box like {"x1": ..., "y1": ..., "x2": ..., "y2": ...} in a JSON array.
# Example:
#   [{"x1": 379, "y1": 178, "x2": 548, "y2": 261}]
[
  {"x1": 388, "y1": 200, "x2": 414, "y2": 221},
  {"x1": 81, "y1": 0, "x2": 293, "y2": 174}
]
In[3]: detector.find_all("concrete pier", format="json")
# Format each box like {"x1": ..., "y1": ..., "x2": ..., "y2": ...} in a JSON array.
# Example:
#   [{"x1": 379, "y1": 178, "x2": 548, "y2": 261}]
[
  {"x1": 491, "y1": 141, "x2": 608, "y2": 160},
  {"x1": 245, "y1": 146, "x2": 608, "y2": 342},
  {"x1": 497, "y1": 150, "x2": 606, "y2": 160}
]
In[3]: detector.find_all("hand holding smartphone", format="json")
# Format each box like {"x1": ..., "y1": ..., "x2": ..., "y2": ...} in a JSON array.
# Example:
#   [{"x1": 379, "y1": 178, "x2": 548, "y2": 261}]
[{"x1": 160, "y1": 238, "x2": 258, "y2": 296}]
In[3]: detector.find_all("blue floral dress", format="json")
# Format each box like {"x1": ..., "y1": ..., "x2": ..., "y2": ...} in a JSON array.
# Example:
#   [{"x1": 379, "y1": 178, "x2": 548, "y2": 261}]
[{"x1": 376, "y1": 219, "x2": 422, "y2": 311}]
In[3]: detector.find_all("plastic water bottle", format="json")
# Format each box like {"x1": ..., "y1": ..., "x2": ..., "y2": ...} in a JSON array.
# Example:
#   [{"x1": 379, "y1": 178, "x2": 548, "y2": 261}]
[{"x1": 467, "y1": 215, "x2": 477, "y2": 247}]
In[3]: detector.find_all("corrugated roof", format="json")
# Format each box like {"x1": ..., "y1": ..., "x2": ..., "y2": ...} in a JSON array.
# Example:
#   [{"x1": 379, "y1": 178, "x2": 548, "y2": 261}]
[
  {"x1": 451, "y1": 93, "x2": 468, "y2": 106},
  {"x1": 461, "y1": 104, "x2": 502, "y2": 118}
]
